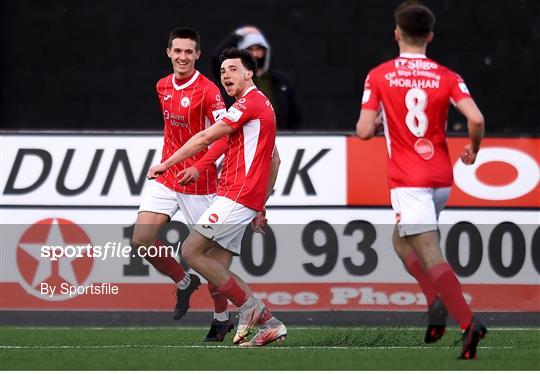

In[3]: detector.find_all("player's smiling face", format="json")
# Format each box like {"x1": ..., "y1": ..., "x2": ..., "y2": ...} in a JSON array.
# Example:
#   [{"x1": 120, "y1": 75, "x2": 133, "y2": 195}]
[
  {"x1": 220, "y1": 58, "x2": 253, "y2": 98},
  {"x1": 167, "y1": 38, "x2": 200, "y2": 79}
]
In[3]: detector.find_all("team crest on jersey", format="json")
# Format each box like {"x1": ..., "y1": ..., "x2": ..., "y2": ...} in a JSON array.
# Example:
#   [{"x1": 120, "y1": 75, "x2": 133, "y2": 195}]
[
  {"x1": 215, "y1": 94, "x2": 221, "y2": 102},
  {"x1": 208, "y1": 213, "x2": 219, "y2": 223},
  {"x1": 181, "y1": 97, "x2": 190, "y2": 108},
  {"x1": 238, "y1": 98, "x2": 246, "y2": 104}
]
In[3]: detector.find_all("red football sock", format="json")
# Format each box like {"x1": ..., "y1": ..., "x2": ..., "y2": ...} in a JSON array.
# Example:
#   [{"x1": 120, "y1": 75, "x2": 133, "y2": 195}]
[
  {"x1": 142, "y1": 242, "x2": 185, "y2": 283},
  {"x1": 428, "y1": 262, "x2": 473, "y2": 330},
  {"x1": 404, "y1": 252, "x2": 438, "y2": 306},
  {"x1": 208, "y1": 284, "x2": 228, "y2": 314},
  {"x1": 258, "y1": 308, "x2": 273, "y2": 325},
  {"x1": 218, "y1": 277, "x2": 249, "y2": 308}
]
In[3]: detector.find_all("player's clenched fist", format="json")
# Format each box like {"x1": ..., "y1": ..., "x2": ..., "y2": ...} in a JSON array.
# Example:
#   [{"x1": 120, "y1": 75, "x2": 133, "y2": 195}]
[
  {"x1": 147, "y1": 163, "x2": 168, "y2": 179},
  {"x1": 460, "y1": 144, "x2": 478, "y2": 165},
  {"x1": 177, "y1": 167, "x2": 200, "y2": 185}
]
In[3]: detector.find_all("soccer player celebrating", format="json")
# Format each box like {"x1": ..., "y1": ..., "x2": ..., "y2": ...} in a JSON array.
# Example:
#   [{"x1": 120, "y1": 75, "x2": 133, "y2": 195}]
[
  {"x1": 132, "y1": 27, "x2": 234, "y2": 341},
  {"x1": 356, "y1": 2, "x2": 487, "y2": 359},
  {"x1": 147, "y1": 48, "x2": 287, "y2": 347}
]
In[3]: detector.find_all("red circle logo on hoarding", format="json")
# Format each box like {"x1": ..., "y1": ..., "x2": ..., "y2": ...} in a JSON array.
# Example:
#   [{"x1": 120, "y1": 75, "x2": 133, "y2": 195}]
[{"x1": 16, "y1": 218, "x2": 94, "y2": 301}]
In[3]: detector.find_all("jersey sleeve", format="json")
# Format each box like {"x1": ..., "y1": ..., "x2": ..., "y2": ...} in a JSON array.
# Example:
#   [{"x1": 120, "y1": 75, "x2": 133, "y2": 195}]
[
  {"x1": 221, "y1": 98, "x2": 254, "y2": 130},
  {"x1": 360, "y1": 71, "x2": 381, "y2": 111},
  {"x1": 449, "y1": 73, "x2": 472, "y2": 105},
  {"x1": 193, "y1": 135, "x2": 229, "y2": 173},
  {"x1": 205, "y1": 84, "x2": 227, "y2": 123}
]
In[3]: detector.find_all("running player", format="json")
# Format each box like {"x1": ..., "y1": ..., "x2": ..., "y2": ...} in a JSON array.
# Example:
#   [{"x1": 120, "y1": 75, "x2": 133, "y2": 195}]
[
  {"x1": 147, "y1": 48, "x2": 287, "y2": 347},
  {"x1": 132, "y1": 27, "x2": 233, "y2": 341},
  {"x1": 355, "y1": 2, "x2": 487, "y2": 359}
]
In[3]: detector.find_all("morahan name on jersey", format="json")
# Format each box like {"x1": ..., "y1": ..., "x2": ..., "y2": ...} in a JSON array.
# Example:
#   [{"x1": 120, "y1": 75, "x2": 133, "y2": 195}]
[
  {"x1": 219, "y1": 86, "x2": 276, "y2": 211},
  {"x1": 156, "y1": 71, "x2": 226, "y2": 195},
  {"x1": 361, "y1": 53, "x2": 472, "y2": 188}
]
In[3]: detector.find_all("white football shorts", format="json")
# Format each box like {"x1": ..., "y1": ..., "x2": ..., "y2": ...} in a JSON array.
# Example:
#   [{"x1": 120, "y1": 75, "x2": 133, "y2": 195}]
[
  {"x1": 138, "y1": 180, "x2": 214, "y2": 226},
  {"x1": 390, "y1": 187, "x2": 451, "y2": 237},
  {"x1": 194, "y1": 196, "x2": 257, "y2": 255}
]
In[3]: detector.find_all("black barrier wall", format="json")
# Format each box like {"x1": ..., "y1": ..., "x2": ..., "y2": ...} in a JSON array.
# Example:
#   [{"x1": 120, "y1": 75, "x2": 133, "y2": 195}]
[{"x1": 1, "y1": 0, "x2": 539, "y2": 134}]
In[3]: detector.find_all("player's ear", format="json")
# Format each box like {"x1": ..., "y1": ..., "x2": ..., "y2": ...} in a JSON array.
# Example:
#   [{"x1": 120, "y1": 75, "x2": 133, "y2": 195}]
[
  {"x1": 394, "y1": 27, "x2": 400, "y2": 42},
  {"x1": 245, "y1": 70, "x2": 254, "y2": 80},
  {"x1": 166, "y1": 48, "x2": 172, "y2": 58},
  {"x1": 195, "y1": 49, "x2": 201, "y2": 60},
  {"x1": 427, "y1": 32, "x2": 434, "y2": 44}
]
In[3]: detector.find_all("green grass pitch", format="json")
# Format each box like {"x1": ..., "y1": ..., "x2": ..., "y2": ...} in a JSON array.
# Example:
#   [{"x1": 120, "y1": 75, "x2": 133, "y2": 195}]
[{"x1": 0, "y1": 326, "x2": 538, "y2": 370}]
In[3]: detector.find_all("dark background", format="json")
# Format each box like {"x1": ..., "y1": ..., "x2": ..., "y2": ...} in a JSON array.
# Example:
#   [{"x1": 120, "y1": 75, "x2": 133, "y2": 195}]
[{"x1": 1, "y1": 0, "x2": 539, "y2": 135}]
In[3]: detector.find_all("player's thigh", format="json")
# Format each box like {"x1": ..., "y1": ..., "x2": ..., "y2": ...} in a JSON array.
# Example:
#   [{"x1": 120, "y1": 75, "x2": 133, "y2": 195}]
[
  {"x1": 433, "y1": 187, "x2": 451, "y2": 220},
  {"x1": 392, "y1": 225, "x2": 415, "y2": 261},
  {"x1": 390, "y1": 187, "x2": 439, "y2": 237},
  {"x1": 134, "y1": 180, "x2": 178, "y2": 246},
  {"x1": 182, "y1": 229, "x2": 216, "y2": 260},
  {"x1": 138, "y1": 180, "x2": 179, "y2": 219},
  {"x1": 132, "y1": 211, "x2": 169, "y2": 247},
  {"x1": 194, "y1": 196, "x2": 256, "y2": 255},
  {"x1": 176, "y1": 193, "x2": 214, "y2": 226},
  {"x1": 406, "y1": 230, "x2": 445, "y2": 269}
]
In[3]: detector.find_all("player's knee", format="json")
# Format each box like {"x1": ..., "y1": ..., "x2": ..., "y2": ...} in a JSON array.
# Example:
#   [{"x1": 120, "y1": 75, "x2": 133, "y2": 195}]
[{"x1": 180, "y1": 241, "x2": 197, "y2": 265}]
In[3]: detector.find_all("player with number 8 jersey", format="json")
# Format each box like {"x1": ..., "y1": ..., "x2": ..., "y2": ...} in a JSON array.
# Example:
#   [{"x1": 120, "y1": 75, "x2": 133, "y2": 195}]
[
  {"x1": 356, "y1": 2, "x2": 486, "y2": 360},
  {"x1": 361, "y1": 55, "x2": 471, "y2": 188}
]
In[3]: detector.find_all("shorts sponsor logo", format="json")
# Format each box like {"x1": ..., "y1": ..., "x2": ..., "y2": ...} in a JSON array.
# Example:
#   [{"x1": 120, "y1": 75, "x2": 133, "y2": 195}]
[{"x1": 208, "y1": 213, "x2": 219, "y2": 223}]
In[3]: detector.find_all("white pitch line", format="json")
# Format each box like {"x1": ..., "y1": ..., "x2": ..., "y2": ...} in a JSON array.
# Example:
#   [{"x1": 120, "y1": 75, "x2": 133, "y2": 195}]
[
  {"x1": 3, "y1": 326, "x2": 539, "y2": 331},
  {"x1": 0, "y1": 345, "x2": 520, "y2": 350}
]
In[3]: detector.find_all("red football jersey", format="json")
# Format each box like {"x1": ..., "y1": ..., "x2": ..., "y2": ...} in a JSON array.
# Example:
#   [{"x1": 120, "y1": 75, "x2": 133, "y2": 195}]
[
  {"x1": 156, "y1": 71, "x2": 226, "y2": 194},
  {"x1": 219, "y1": 86, "x2": 277, "y2": 211},
  {"x1": 361, "y1": 53, "x2": 472, "y2": 188}
]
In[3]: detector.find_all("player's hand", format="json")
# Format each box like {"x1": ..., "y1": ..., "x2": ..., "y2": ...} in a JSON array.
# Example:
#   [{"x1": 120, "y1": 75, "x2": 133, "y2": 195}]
[
  {"x1": 251, "y1": 210, "x2": 268, "y2": 235},
  {"x1": 147, "y1": 163, "x2": 168, "y2": 179},
  {"x1": 460, "y1": 144, "x2": 478, "y2": 165},
  {"x1": 177, "y1": 167, "x2": 200, "y2": 185}
]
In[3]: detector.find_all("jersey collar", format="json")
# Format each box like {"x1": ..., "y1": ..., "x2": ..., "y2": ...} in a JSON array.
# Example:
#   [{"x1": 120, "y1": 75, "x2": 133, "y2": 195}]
[
  {"x1": 241, "y1": 85, "x2": 257, "y2": 97},
  {"x1": 399, "y1": 53, "x2": 427, "y2": 59},
  {"x1": 172, "y1": 70, "x2": 200, "y2": 91}
]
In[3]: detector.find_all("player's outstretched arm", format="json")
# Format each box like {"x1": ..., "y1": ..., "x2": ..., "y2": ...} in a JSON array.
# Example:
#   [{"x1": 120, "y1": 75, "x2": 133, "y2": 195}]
[
  {"x1": 147, "y1": 121, "x2": 235, "y2": 179},
  {"x1": 177, "y1": 136, "x2": 230, "y2": 185},
  {"x1": 356, "y1": 109, "x2": 379, "y2": 140},
  {"x1": 455, "y1": 98, "x2": 485, "y2": 165}
]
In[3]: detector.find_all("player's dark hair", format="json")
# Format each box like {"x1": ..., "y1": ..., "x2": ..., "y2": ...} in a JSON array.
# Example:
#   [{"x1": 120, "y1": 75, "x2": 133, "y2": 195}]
[
  {"x1": 168, "y1": 27, "x2": 200, "y2": 50},
  {"x1": 394, "y1": 1, "x2": 435, "y2": 44},
  {"x1": 219, "y1": 48, "x2": 257, "y2": 73}
]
